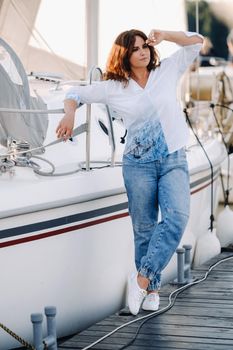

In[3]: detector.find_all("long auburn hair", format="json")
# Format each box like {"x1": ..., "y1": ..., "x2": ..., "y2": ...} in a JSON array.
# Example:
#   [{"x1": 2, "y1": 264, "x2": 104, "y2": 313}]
[{"x1": 104, "y1": 29, "x2": 160, "y2": 85}]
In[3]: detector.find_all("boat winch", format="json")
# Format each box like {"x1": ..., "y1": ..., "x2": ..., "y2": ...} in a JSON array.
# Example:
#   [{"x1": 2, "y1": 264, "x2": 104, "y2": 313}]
[
  {"x1": 0, "y1": 138, "x2": 40, "y2": 175},
  {"x1": 0, "y1": 158, "x2": 15, "y2": 175},
  {"x1": 7, "y1": 138, "x2": 32, "y2": 166}
]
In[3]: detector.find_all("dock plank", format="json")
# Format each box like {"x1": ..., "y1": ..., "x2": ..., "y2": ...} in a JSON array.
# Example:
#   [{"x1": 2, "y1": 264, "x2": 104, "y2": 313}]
[{"x1": 58, "y1": 252, "x2": 233, "y2": 350}]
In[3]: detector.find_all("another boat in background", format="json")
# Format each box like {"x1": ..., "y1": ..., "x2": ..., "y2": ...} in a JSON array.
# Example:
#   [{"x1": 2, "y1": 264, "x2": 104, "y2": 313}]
[{"x1": 183, "y1": 57, "x2": 233, "y2": 250}]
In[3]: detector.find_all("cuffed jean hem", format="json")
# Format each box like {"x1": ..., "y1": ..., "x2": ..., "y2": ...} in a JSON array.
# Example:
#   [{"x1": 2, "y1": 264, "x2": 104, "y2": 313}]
[{"x1": 138, "y1": 267, "x2": 161, "y2": 291}]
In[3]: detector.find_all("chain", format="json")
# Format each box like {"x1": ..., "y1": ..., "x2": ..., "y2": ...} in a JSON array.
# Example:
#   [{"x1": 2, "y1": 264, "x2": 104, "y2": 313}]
[{"x1": 0, "y1": 322, "x2": 35, "y2": 350}]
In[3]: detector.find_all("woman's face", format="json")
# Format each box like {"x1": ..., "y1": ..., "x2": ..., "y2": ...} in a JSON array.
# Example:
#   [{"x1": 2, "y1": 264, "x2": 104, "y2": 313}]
[{"x1": 129, "y1": 35, "x2": 150, "y2": 70}]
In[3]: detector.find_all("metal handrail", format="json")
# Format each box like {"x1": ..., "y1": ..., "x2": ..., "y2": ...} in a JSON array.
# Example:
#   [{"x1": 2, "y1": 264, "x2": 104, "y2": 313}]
[
  {"x1": 85, "y1": 103, "x2": 91, "y2": 171},
  {"x1": 85, "y1": 65, "x2": 116, "y2": 170},
  {"x1": 0, "y1": 108, "x2": 64, "y2": 114}
]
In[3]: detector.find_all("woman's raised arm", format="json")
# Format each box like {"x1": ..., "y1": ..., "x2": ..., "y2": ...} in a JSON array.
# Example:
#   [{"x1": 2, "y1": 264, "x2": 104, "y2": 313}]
[{"x1": 147, "y1": 30, "x2": 203, "y2": 47}]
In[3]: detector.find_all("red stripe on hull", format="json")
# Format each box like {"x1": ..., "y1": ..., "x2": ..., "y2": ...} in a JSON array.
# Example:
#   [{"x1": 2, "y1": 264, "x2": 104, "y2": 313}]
[
  {"x1": 0, "y1": 175, "x2": 219, "y2": 248},
  {"x1": 190, "y1": 177, "x2": 217, "y2": 195},
  {"x1": 0, "y1": 212, "x2": 129, "y2": 248}
]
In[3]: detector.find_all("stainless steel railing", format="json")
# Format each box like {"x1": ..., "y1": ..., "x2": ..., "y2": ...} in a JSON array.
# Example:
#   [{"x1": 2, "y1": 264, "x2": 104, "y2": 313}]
[
  {"x1": 85, "y1": 65, "x2": 116, "y2": 170},
  {"x1": 0, "y1": 66, "x2": 117, "y2": 171}
]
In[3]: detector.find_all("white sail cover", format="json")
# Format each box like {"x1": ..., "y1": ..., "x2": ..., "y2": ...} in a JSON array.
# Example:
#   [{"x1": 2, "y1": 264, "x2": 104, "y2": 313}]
[{"x1": 0, "y1": 37, "x2": 48, "y2": 150}]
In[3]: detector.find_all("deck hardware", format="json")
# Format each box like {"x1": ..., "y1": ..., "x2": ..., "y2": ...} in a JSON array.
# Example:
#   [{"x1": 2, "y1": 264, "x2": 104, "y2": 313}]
[
  {"x1": 31, "y1": 306, "x2": 57, "y2": 350},
  {"x1": 174, "y1": 244, "x2": 193, "y2": 285}
]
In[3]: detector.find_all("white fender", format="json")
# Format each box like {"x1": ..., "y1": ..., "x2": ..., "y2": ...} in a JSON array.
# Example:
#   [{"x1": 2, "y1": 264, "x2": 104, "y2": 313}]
[
  {"x1": 217, "y1": 205, "x2": 233, "y2": 247},
  {"x1": 193, "y1": 228, "x2": 221, "y2": 267}
]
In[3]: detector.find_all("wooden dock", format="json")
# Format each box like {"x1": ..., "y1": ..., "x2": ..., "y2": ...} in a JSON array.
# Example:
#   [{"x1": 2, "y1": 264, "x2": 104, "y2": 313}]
[{"x1": 58, "y1": 251, "x2": 233, "y2": 350}]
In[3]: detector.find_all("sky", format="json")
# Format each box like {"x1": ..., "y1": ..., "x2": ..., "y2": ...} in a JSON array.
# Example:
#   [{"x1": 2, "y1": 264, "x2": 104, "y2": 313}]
[{"x1": 31, "y1": 0, "x2": 188, "y2": 69}]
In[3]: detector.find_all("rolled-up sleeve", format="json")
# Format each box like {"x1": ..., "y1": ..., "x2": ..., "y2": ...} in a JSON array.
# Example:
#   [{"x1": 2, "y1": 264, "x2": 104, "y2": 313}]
[
  {"x1": 169, "y1": 32, "x2": 203, "y2": 75},
  {"x1": 65, "y1": 80, "x2": 109, "y2": 105}
]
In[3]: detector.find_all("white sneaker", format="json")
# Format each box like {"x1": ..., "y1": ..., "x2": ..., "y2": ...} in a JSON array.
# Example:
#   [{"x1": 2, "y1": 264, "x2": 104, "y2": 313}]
[
  {"x1": 142, "y1": 292, "x2": 160, "y2": 311},
  {"x1": 127, "y1": 273, "x2": 147, "y2": 315}
]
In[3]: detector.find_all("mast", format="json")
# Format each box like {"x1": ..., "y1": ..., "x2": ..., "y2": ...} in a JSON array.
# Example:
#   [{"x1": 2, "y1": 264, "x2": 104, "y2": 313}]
[{"x1": 86, "y1": 0, "x2": 99, "y2": 74}]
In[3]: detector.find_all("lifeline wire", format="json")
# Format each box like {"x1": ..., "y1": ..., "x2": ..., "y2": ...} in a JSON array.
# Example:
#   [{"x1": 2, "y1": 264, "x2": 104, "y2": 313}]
[{"x1": 59, "y1": 254, "x2": 233, "y2": 350}]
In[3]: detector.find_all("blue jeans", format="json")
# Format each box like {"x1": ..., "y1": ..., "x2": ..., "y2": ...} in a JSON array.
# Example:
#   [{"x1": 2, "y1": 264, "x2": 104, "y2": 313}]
[{"x1": 122, "y1": 148, "x2": 190, "y2": 291}]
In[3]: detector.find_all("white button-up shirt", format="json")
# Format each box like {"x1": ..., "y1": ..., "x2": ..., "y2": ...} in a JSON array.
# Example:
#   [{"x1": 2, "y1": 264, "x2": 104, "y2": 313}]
[{"x1": 66, "y1": 33, "x2": 202, "y2": 157}]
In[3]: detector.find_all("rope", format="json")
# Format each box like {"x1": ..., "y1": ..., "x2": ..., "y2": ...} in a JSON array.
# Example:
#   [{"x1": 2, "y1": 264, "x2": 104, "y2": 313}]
[{"x1": 0, "y1": 322, "x2": 35, "y2": 350}]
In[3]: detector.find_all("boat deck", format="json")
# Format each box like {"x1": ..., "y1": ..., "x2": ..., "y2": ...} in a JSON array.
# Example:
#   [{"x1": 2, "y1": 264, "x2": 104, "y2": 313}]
[{"x1": 58, "y1": 251, "x2": 233, "y2": 350}]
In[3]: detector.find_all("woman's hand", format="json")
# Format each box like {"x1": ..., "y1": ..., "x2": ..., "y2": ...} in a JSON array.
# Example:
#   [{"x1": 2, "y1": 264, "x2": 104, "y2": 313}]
[
  {"x1": 147, "y1": 30, "x2": 203, "y2": 46},
  {"x1": 56, "y1": 112, "x2": 75, "y2": 141},
  {"x1": 56, "y1": 99, "x2": 77, "y2": 140},
  {"x1": 147, "y1": 30, "x2": 165, "y2": 46}
]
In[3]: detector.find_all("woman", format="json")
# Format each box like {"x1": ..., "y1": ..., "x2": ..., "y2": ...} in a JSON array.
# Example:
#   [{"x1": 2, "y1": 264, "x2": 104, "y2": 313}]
[{"x1": 56, "y1": 29, "x2": 203, "y2": 316}]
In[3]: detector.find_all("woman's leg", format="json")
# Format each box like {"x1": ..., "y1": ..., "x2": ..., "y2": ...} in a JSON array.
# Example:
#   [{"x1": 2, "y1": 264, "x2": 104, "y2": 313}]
[
  {"x1": 139, "y1": 149, "x2": 190, "y2": 291},
  {"x1": 122, "y1": 158, "x2": 159, "y2": 273},
  {"x1": 123, "y1": 156, "x2": 160, "y2": 314}
]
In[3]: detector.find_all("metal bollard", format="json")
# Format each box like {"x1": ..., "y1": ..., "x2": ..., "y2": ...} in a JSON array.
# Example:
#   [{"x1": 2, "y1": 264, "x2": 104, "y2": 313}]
[
  {"x1": 183, "y1": 244, "x2": 192, "y2": 282},
  {"x1": 31, "y1": 306, "x2": 57, "y2": 350},
  {"x1": 44, "y1": 306, "x2": 57, "y2": 350},
  {"x1": 173, "y1": 245, "x2": 193, "y2": 285},
  {"x1": 176, "y1": 247, "x2": 185, "y2": 284},
  {"x1": 31, "y1": 313, "x2": 43, "y2": 350}
]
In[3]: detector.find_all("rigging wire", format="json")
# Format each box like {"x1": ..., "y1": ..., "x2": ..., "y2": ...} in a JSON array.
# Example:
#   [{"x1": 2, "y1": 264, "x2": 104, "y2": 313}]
[
  {"x1": 215, "y1": 103, "x2": 233, "y2": 112},
  {"x1": 210, "y1": 103, "x2": 231, "y2": 206},
  {"x1": 184, "y1": 108, "x2": 215, "y2": 231}
]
